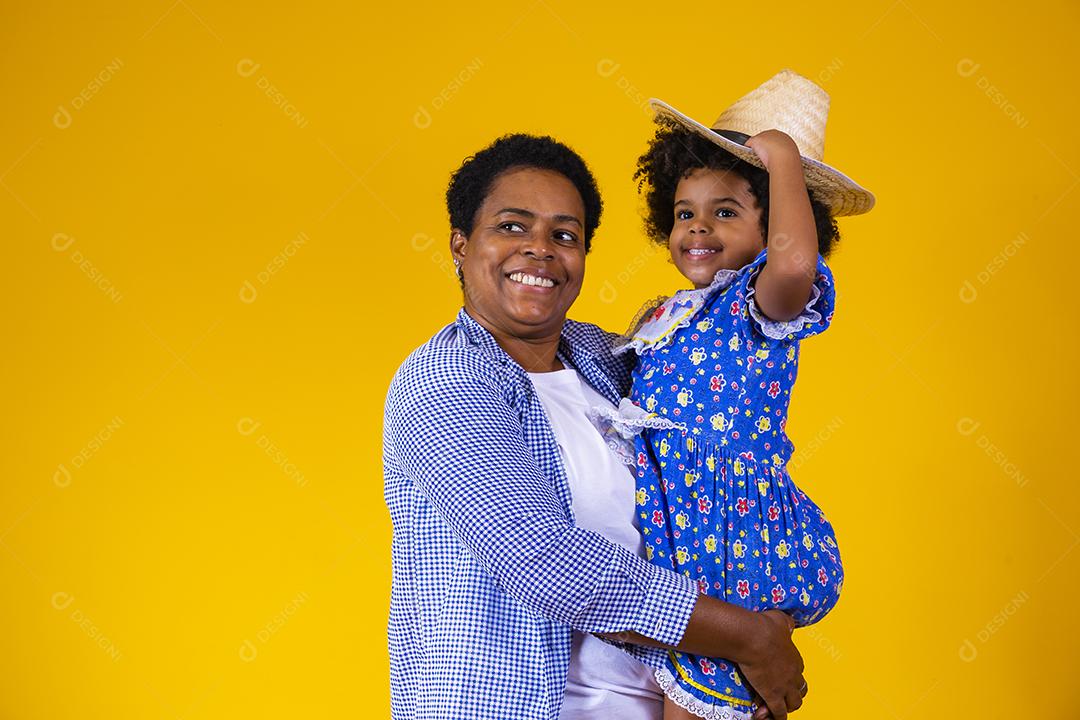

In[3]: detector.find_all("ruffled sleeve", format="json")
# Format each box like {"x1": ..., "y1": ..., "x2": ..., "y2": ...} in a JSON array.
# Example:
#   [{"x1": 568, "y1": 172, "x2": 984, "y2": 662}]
[
  {"x1": 741, "y1": 249, "x2": 836, "y2": 342},
  {"x1": 586, "y1": 398, "x2": 688, "y2": 465}
]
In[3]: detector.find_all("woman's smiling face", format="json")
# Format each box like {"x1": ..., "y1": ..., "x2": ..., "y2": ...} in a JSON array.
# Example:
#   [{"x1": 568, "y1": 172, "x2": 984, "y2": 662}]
[
  {"x1": 669, "y1": 167, "x2": 765, "y2": 288},
  {"x1": 451, "y1": 166, "x2": 587, "y2": 342}
]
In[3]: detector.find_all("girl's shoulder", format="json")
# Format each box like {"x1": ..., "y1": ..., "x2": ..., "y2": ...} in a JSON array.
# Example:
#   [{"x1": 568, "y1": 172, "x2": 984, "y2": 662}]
[
  {"x1": 613, "y1": 294, "x2": 675, "y2": 355},
  {"x1": 614, "y1": 270, "x2": 740, "y2": 356}
]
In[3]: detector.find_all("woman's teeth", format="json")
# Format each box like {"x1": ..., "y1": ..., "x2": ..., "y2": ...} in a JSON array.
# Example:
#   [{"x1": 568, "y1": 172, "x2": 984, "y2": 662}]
[{"x1": 509, "y1": 272, "x2": 555, "y2": 288}]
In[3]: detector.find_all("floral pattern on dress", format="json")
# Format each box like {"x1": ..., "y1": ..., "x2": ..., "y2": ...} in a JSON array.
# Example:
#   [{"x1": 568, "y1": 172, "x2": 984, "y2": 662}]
[{"x1": 625, "y1": 249, "x2": 844, "y2": 717}]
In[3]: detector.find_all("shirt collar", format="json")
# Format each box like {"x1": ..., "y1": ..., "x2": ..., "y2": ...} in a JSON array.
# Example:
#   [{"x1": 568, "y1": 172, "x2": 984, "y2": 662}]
[
  {"x1": 453, "y1": 307, "x2": 623, "y2": 402},
  {"x1": 454, "y1": 307, "x2": 510, "y2": 362}
]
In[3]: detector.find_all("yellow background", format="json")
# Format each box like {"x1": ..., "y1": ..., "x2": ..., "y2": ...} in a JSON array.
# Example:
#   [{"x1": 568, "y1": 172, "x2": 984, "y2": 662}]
[{"x1": 4, "y1": 0, "x2": 1077, "y2": 717}]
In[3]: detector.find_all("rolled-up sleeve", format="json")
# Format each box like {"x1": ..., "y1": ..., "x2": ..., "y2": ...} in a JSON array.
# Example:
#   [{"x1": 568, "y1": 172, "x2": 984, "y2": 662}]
[{"x1": 386, "y1": 345, "x2": 699, "y2": 644}]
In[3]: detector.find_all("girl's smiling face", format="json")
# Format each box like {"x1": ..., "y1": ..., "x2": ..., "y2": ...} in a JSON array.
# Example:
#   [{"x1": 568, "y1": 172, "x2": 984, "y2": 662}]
[
  {"x1": 668, "y1": 167, "x2": 765, "y2": 288},
  {"x1": 451, "y1": 166, "x2": 587, "y2": 342}
]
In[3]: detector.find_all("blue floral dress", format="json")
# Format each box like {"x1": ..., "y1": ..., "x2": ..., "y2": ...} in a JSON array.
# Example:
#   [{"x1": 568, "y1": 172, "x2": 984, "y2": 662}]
[{"x1": 614, "y1": 249, "x2": 844, "y2": 720}]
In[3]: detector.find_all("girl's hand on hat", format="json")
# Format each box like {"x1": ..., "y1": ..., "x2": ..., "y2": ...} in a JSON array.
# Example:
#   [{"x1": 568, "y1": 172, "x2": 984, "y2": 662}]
[{"x1": 746, "y1": 129, "x2": 802, "y2": 173}]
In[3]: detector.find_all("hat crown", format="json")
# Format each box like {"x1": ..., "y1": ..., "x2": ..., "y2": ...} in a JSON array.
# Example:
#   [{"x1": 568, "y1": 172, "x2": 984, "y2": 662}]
[{"x1": 711, "y1": 69, "x2": 829, "y2": 161}]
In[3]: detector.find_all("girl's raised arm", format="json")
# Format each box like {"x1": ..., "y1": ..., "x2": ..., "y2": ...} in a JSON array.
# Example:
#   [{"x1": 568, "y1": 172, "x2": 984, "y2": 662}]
[{"x1": 746, "y1": 130, "x2": 819, "y2": 322}]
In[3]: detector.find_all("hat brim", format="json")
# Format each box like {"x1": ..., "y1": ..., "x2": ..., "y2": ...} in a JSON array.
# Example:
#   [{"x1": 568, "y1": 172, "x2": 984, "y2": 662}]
[{"x1": 649, "y1": 98, "x2": 876, "y2": 217}]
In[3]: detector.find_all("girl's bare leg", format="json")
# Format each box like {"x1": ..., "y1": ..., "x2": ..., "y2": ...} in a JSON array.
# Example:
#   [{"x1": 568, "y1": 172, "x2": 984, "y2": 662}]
[{"x1": 663, "y1": 694, "x2": 697, "y2": 720}]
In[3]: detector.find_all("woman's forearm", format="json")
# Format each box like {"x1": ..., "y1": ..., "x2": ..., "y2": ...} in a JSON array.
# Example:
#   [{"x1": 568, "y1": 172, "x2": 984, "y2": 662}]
[
  {"x1": 602, "y1": 593, "x2": 762, "y2": 663},
  {"x1": 676, "y1": 593, "x2": 765, "y2": 662}
]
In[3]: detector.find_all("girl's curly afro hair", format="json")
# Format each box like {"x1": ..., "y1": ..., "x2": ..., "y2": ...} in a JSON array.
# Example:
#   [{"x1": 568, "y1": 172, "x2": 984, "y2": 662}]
[{"x1": 633, "y1": 118, "x2": 840, "y2": 258}]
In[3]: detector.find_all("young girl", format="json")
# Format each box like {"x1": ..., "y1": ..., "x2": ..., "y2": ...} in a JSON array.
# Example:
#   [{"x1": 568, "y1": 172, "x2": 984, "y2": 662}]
[{"x1": 611, "y1": 70, "x2": 875, "y2": 719}]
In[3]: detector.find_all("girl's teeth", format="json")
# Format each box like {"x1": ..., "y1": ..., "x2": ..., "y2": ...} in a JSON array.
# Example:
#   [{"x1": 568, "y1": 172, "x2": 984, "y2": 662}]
[
  {"x1": 509, "y1": 272, "x2": 554, "y2": 288},
  {"x1": 688, "y1": 248, "x2": 717, "y2": 256}
]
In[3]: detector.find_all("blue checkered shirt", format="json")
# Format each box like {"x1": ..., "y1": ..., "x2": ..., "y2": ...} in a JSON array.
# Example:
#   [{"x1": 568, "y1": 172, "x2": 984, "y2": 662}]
[{"x1": 383, "y1": 308, "x2": 700, "y2": 719}]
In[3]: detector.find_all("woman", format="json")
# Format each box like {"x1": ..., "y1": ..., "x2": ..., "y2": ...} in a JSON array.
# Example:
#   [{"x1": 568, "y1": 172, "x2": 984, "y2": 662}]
[{"x1": 383, "y1": 134, "x2": 806, "y2": 720}]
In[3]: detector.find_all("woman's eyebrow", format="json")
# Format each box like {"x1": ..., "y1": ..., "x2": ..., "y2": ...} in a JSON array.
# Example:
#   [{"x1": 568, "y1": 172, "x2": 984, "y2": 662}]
[
  {"x1": 496, "y1": 207, "x2": 581, "y2": 227},
  {"x1": 496, "y1": 207, "x2": 535, "y2": 218}
]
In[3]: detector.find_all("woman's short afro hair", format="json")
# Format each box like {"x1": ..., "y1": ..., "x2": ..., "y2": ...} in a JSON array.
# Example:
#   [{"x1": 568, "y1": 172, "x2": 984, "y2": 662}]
[
  {"x1": 446, "y1": 133, "x2": 603, "y2": 252},
  {"x1": 634, "y1": 118, "x2": 840, "y2": 258}
]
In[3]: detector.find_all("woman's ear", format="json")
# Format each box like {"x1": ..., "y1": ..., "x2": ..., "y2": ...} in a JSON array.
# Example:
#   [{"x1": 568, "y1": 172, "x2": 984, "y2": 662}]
[{"x1": 449, "y1": 229, "x2": 468, "y2": 263}]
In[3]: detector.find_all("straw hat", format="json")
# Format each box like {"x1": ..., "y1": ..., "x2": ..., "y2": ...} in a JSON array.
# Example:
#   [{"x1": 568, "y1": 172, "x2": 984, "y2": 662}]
[{"x1": 650, "y1": 69, "x2": 875, "y2": 216}]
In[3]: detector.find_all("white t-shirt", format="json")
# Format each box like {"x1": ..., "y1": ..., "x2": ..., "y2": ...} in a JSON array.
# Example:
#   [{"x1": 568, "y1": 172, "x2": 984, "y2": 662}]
[{"x1": 527, "y1": 368, "x2": 663, "y2": 720}]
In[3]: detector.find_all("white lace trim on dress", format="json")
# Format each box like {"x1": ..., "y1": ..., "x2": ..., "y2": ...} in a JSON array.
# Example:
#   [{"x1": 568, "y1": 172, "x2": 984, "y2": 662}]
[
  {"x1": 587, "y1": 398, "x2": 687, "y2": 466},
  {"x1": 654, "y1": 665, "x2": 755, "y2": 720},
  {"x1": 614, "y1": 269, "x2": 740, "y2": 355}
]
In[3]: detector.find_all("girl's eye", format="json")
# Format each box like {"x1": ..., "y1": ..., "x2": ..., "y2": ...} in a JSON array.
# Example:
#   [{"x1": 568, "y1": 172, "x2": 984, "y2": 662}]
[
  {"x1": 676, "y1": 210, "x2": 693, "y2": 220},
  {"x1": 500, "y1": 221, "x2": 526, "y2": 233},
  {"x1": 716, "y1": 208, "x2": 736, "y2": 218},
  {"x1": 554, "y1": 231, "x2": 578, "y2": 245}
]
